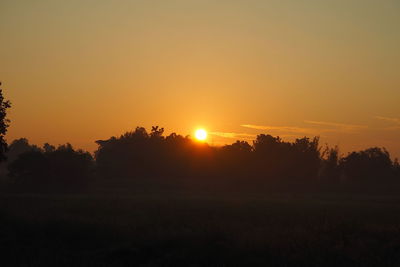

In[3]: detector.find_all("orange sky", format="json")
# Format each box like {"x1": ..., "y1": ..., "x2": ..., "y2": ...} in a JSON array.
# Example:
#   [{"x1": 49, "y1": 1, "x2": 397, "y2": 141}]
[{"x1": 1, "y1": 0, "x2": 399, "y2": 158}]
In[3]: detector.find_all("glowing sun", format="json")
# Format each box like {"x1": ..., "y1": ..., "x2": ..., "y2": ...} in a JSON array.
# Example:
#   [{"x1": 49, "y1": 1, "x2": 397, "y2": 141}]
[{"x1": 195, "y1": 129, "x2": 207, "y2": 141}]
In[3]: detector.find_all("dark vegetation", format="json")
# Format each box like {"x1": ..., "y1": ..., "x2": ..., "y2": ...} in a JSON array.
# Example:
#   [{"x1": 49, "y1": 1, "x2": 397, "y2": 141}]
[
  {"x1": 3, "y1": 127, "x2": 399, "y2": 193},
  {"x1": 7, "y1": 141, "x2": 93, "y2": 193},
  {"x1": 1, "y1": 84, "x2": 400, "y2": 266},
  {"x1": 0, "y1": 82, "x2": 11, "y2": 162}
]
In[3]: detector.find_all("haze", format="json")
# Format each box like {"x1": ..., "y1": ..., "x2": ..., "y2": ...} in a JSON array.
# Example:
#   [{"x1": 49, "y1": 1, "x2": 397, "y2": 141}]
[{"x1": 1, "y1": 0, "x2": 399, "y2": 158}]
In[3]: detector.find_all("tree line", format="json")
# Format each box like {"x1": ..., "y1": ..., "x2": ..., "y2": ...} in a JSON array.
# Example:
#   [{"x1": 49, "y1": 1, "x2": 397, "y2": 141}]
[{"x1": 3, "y1": 126, "x2": 399, "y2": 192}]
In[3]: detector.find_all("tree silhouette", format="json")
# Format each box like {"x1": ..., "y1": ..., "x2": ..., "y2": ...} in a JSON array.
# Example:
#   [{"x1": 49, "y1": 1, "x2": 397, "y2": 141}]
[
  {"x1": 252, "y1": 134, "x2": 321, "y2": 181},
  {"x1": 3, "y1": 126, "x2": 399, "y2": 193},
  {"x1": 0, "y1": 82, "x2": 11, "y2": 162},
  {"x1": 394, "y1": 159, "x2": 400, "y2": 178},
  {"x1": 340, "y1": 147, "x2": 393, "y2": 181},
  {"x1": 8, "y1": 143, "x2": 93, "y2": 192},
  {"x1": 7, "y1": 138, "x2": 40, "y2": 163},
  {"x1": 319, "y1": 145, "x2": 340, "y2": 181}
]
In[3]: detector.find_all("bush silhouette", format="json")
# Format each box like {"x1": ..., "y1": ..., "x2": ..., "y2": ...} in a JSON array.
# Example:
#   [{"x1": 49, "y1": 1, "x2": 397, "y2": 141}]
[
  {"x1": 7, "y1": 138, "x2": 41, "y2": 163},
  {"x1": 8, "y1": 143, "x2": 93, "y2": 192},
  {"x1": 340, "y1": 147, "x2": 394, "y2": 182}
]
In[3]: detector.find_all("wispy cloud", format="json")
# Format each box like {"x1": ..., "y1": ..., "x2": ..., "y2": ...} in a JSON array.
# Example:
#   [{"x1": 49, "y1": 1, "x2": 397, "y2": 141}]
[
  {"x1": 241, "y1": 120, "x2": 367, "y2": 135},
  {"x1": 240, "y1": 124, "x2": 315, "y2": 134},
  {"x1": 374, "y1": 116, "x2": 400, "y2": 125},
  {"x1": 374, "y1": 116, "x2": 400, "y2": 130},
  {"x1": 211, "y1": 120, "x2": 365, "y2": 143},
  {"x1": 207, "y1": 118, "x2": 396, "y2": 144},
  {"x1": 210, "y1": 131, "x2": 256, "y2": 139},
  {"x1": 304, "y1": 120, "x2": 367, "y2": 132}
]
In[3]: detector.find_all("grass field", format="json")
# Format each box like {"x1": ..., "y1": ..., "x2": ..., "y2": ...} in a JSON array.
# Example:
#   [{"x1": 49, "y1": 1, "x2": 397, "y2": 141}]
[{"x1": 1, "y1": 192, "x2": 400, "y2": 266}]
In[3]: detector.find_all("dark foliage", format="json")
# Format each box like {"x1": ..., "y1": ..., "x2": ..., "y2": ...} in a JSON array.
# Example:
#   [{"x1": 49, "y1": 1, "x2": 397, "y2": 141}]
[
  {"x1": 0, "y1": 82, "x2": 11, "y2": 162},
  {"x1": 253, "y1": 134, "x2": 321, "y2": 181},
  {"x1": 8, "y1": 144, "x2": 93, "y2": 192},
  {"x1": 5, "y1": 126, "x2": 400, "y2": 192},
  {"x1": 93, "y1": 126, "x2": 399, "y2": 192},
  {"x1": 96, "y1": 127, "x2": 195, "y2": 179},
  {"x1": 7, "y1": 138, "x2": 41, "y2": 163},
  {"x1": 340, "y1": 147, "x2": 395, "y2": 182},
  {"x1": 320, "y1": 145, "x2": 340, "y2": 182}
]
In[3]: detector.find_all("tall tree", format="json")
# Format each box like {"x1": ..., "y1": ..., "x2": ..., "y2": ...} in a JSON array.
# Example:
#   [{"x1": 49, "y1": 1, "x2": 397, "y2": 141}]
[{"x1": 0, "y1": 82, "x2": 11, "y2": 162}]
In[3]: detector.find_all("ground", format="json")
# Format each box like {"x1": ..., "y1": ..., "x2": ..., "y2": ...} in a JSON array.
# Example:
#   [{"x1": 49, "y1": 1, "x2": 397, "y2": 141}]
[{"x1": 1, "y1": 192, "x2": 400, "y2": 266}]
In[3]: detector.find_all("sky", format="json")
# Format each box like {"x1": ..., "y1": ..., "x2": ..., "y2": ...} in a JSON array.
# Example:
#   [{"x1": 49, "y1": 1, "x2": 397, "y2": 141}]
[{"x1": 1, "y1": 0, "x2": 399, "y2": 158}]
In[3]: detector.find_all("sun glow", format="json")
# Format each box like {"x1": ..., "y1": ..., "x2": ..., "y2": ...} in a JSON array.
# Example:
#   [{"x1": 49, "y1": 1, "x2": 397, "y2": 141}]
[{"x1": 195, "y1": 128, "x2": 207, "y2": 141}]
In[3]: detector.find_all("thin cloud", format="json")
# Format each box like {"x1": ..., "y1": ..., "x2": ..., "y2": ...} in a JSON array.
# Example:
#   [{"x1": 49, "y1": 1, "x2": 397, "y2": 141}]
[
  {"x1": 241, "y1": 120, "x2": 366, "y2": 135},
  {"x1": 210, "y1": 131, "x2": 256, "y2": 139},
  {"x1": 374, "y1": 116, "x2": 400, "y2": 125},
  {"x1": 304, "y1": 120, "x2": 367, "y2": 130},
  {"x1": 210, "y1": 131, "x2": 328, "y2": 141},
  {"x1": 384, "y1": 126, "x2": 400, "y2": 130},
  {"x1": 374, "y1": 116, "x2": 400, "y2": 130},
  {"x1": 240, "y1": 124, "x2": 315, "y2": 134}
]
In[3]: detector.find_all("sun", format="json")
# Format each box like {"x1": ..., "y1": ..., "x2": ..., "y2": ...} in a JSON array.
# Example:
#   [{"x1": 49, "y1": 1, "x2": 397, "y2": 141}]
[{"x1": 195, "y1": 128, "x2": 207, "y2": 141}]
